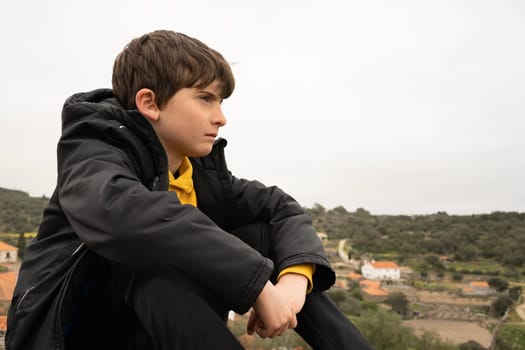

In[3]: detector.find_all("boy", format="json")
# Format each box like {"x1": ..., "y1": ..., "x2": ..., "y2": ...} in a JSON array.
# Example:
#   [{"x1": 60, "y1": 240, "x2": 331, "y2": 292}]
[{"x1": 7, "y1": 30, "x2": 373, "y2": 349}]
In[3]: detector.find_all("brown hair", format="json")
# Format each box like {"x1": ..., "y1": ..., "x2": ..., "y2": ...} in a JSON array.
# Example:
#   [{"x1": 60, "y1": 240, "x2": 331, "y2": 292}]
[{"x1": 112, "y1": 30, "x2": 235, "y2": 109}]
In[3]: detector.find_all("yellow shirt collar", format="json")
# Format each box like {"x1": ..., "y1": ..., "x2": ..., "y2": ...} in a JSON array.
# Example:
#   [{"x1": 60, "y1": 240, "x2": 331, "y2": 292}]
[{"x1": 168, "y1": 157, "x2": 197, "y2": 206}]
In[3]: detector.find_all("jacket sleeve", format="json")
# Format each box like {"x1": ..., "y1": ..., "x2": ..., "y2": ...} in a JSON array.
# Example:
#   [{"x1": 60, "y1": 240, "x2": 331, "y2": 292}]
[
  {"x1": 57, "y1": 131, "x2": 272, "y2": 314},
  {"x1": 230, "y1": 176, "x2": 336, "y2": 292}
]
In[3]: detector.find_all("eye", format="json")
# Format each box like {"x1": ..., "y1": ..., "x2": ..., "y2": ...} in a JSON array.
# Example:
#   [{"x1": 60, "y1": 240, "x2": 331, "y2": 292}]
[{"x1": 199, "y1": 94, "x2": 212, "y2": 103}]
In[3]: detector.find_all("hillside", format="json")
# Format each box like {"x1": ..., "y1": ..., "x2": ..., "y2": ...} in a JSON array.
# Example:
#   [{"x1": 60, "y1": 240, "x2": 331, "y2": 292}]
[
  {"x1": 305, "y1": 204, "x2": 525, "y2": 276},
  {"x1": 0, "y1": 187, "x2": 49, "y2": 233},
  {"x1": 1, "y1": 185, "x2": 525, "y2": 276}
]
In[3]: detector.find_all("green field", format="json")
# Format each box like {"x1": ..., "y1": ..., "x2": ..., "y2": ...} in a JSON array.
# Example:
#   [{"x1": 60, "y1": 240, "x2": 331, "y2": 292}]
[
  {"x1": 449, "y1": 260, "x2": 506, "y2": 274},
  {"x1": 496, "y1": 324, "x2": 525, "y2": 350},
  {"x1": 0, "y1": 232, "x2": 37, "y2": 246}
]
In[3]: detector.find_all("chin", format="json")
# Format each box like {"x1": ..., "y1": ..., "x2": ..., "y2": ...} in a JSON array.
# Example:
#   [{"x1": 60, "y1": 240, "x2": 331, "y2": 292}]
[{"x1": 191, "y1": 147, "x2": 213, "y2": 157}]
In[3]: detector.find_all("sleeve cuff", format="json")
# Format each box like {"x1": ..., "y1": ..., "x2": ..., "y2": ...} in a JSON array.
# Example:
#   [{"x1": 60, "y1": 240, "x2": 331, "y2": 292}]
[{"x1": 277, "y1": 264, "x2": 316, "y2": 293}]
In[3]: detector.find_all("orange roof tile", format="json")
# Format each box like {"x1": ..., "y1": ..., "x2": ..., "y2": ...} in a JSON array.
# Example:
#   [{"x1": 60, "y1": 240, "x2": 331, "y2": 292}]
[
  {"x1": 362, "y1": 287, "x2": 388, "y2": 296},
  {"x1": 470, "y1": 281, "x2": 489, "y2": 288},
  {"x1": 335, "y1": 280, "x2": 347, "y2": 288},
  {"x1": 371, "y1": 261, "x2": 399, "y2": 269},
  {"x1": 0, "y1": 271, "x2": 18, "y2": 301},
  {"x1": 0, "y1": 241, "x2": 17, "y2": 251},
  {"x1": 0, "y1": 315, "x2": 6, "y2": 331},
  {"x1": 360, "y1": 279, "x2": 381, "y2": 288},
  {"x1": 348, "y1": 272, "x2": 362, "y2": 280}
]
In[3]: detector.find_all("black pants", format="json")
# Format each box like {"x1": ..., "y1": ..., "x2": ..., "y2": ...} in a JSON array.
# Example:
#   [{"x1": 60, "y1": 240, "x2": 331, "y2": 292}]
[
  {"x1": 125, "y1": 222, "x2": 375, "y2": 350},
  {"x1": 128, "y1": 272, "x2": 243, "y2": 350}
]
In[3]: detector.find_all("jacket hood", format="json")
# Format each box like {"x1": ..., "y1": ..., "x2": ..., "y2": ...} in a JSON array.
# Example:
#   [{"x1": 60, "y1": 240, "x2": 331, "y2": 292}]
[
  {"x1": 59, "y1": 88, "x2": 167, "y2": 188},
  {"x1": 61, "y1": 89, "x2": 142, "y2": 132}
]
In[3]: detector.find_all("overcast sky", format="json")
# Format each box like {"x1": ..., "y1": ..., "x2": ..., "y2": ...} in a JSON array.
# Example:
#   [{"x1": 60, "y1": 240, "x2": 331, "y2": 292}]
[{"x1": 1, "y1": 0, "x2": 524, "y2": 215}]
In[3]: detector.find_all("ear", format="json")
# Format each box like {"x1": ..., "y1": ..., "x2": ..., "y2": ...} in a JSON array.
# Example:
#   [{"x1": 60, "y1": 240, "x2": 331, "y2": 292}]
[{"x1": 135, "y1": 88, "x2": 160, "y2": 122}]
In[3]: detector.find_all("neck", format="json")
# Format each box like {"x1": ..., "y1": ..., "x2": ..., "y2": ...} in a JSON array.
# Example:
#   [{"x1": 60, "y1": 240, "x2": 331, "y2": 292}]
[{"x1": 167, "y1": 153, "x2": 183, "y2": 174}]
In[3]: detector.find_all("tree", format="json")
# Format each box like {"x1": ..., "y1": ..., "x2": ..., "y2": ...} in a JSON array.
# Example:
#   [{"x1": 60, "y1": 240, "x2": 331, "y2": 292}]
[
  {"x1": 353, "y1": 309, "x2": 417, "y2": 350},
  {"x1": 459, "y1": 340, "x2": 485, "y2": 350},
  {"x1": 452, "y1": 273, "x2": 463, "y2": 282},
  {"x1": 327, "y1": 289, "x2": 348, "y2": 308},
  {"x1": 349, "y1": 288, "x2": 363, "y2": 301},
  {"x1": 490, "y1": 295, "x2": 513, "y2": 317},
  {"x1": 424, "y1": 254, "x2": 445, "y2": 271},
  {"x1": 417, "y1": 330, "x2": 457, "y2": 350},
  {"x1": 355, "y1": 207, "x2": 371, "y2": 217},
  {"x1": 509, "y1": 286, "x2": 522, "y2": 302},
  {"x1": 385, "y1": 292, "x2": 409, "y2": 315},
  {"x1": 488, "y1": 277, "x2": 508, "y2": 292},
  {"x1": 17, "y1": 232, "x2": 27, "y2": 259},
  {"x1": 339, "y1": 298, "x2": 361, "y2": 316},
  {"x1": 454, "y1": 245, "x2": 478, "y2": 261}
]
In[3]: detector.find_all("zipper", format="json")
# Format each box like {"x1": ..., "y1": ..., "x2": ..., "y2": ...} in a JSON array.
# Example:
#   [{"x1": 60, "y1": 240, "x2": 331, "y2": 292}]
[
  {"x1": 15, "y1": 286, "x2": 35, "y2": 311},
  {"x1": 54, "y1": 244, "x2": 88, "y2": 349}
]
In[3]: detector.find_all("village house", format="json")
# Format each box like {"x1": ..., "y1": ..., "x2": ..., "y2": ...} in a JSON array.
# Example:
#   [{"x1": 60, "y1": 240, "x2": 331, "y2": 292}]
[
  {"x1": 0, "y1": 242, "x2": 17, "y2": 263},
  {"x1": 0, "y1": 271, "x2": 17, "y2": 315},
  {"x1": 361, "y1": 260, "x2": 400, "y2": 281},
  {"x1": 462, "y1": 280, "x2": 492, "y2": 296},
  {"x1": 359, "y1": 279, "x2": 389, "y2": 301}
]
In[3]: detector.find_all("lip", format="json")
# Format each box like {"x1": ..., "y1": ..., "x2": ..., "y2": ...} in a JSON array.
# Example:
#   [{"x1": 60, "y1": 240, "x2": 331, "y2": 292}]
[{"x1": 205, "y1": 133, "x2": 217, "y2": 138}]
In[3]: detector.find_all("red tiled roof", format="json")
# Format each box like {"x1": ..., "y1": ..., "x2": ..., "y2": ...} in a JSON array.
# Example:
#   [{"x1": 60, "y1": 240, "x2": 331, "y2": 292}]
[
  {"x1": 348, "y1": 272, "x2": 362, "y2": 280},
  {"x1": 335, "y1": 280, "x2": 347, "y2": 288},
  {"x1": 0, "y1": 271, "x2": 18, "y2": 301},
  {"x1": 371, "y1": 261, "x2": 399, "y2": 269},
  {"x1": 359, "y1": 279, "x2": 381, "y2": 289},
  {"x1": 0, "y1": 315, "x2": 6, "y2": 331},
  {"x1": 470, "y1": 281, "x2": 489, "y2": 288},
  {"x1": 362, "y1": 287, "x2": 388, "y2": 296},
  {"x1": 0, "y1": 241, "x2": 17, "y2": 251}
]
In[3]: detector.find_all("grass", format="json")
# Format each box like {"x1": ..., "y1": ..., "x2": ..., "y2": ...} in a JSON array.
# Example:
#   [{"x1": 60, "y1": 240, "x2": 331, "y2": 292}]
[
  {"x1": 0, "y1": 232, "x2": 37, "y2": 239},
  {"x1": 370, "y1": 252, "x2": 400, "y2": 259},
  {"x1": 0, "y1": 232, "x2": 37, "y2": 246},
  {"x1": 496, "y1": 324, "x2": 525, "y2": 350},
  {"x1": 449, "y1": 259, "x2": 505, "y2": 274},
  {"x1": 413, "y1": 281, "x2": 454, "y2": 292}
]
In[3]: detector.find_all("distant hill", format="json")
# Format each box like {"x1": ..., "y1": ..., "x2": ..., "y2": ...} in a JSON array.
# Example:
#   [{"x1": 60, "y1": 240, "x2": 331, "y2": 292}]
[
  {"x1": 0, "y1": 187, "x2": 49, "y2": 233},
  {"x1": 305, "y1": 204, "x2": 525, "y2": 274}
]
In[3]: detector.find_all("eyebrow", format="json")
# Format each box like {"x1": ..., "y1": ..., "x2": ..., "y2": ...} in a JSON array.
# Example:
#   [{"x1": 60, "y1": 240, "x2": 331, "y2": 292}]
[{"x1": 200, "y1": 88, "x2": 223, "y2": 100}]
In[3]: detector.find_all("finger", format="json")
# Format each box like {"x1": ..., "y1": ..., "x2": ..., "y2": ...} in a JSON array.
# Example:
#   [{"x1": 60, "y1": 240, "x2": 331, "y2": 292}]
[
  {"x1": 271, "y1": 323, "x2": 289, "y2": 339},
  {"x1": 255, "y1": 322, "x2": 269, "y2": 338},
  {"x1": 268, "y1": 318, "x2": 289, "y2": 339},
  {"x1": 289, "y1": 313, "x2": 298, "y2": 329},
  {"x1": 247, "y1": 310, "x2": 257, "y2": 335}
]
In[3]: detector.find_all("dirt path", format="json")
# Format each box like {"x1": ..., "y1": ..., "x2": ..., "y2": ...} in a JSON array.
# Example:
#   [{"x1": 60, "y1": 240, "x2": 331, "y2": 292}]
[
  {"x1": 516, "y1": 301, "x2": 525, "y2": 321},
  {"x1": 338, "y1": 239, "x2": 349, "y2": 263},
  {"x1": 403, "y1": 320, "x2": 491, "y2": 347}
]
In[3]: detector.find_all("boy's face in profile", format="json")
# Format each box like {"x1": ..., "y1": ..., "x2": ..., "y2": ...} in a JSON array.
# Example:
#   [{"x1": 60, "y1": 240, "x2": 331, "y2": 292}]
[{"x1": 154, "y1": 80, "x2": 227, "y2": 161}]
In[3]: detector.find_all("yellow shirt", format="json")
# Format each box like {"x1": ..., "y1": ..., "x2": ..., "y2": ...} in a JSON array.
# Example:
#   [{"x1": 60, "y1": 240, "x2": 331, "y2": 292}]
[
  {"x1": 168, "y1": 157, "x2": 197, "y2": 207},
  {"x1": 169, "y1": 157, "x2": 313, "y2": 293}
]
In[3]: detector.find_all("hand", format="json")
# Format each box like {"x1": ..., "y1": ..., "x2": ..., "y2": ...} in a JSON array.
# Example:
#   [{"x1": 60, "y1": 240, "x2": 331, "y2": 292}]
[
  {"x1": 247, "y1": 281, "x2": 297, "y2": 338},
  {"x1": 274, "y1": 273, "x2": 308, "y2": 314}
]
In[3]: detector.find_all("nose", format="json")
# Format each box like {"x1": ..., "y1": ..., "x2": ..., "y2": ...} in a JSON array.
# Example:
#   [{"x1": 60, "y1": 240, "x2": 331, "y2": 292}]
[{"x1": 213, "y1": 106, "x2": 227, "y2": 127}]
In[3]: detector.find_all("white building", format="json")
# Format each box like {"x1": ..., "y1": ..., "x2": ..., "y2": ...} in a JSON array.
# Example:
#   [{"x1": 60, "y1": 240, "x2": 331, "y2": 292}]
[
  {"x1": 0, "y1": 241, "x2": 18, "y2": 263},
  {"x1": 361, "y1": 260, "x2": 400, "y2": 281}
]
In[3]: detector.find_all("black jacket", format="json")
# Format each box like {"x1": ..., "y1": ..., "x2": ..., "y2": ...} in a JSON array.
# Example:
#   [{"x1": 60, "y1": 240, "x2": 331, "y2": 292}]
[{"x1": 6, "y1": 89, "x2": 335, "y2": 349}]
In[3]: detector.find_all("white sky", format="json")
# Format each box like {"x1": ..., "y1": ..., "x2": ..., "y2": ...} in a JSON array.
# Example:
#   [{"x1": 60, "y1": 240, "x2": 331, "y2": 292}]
[{"x1": 1, "y1": 0, "x2": 524, "y2": 215}]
